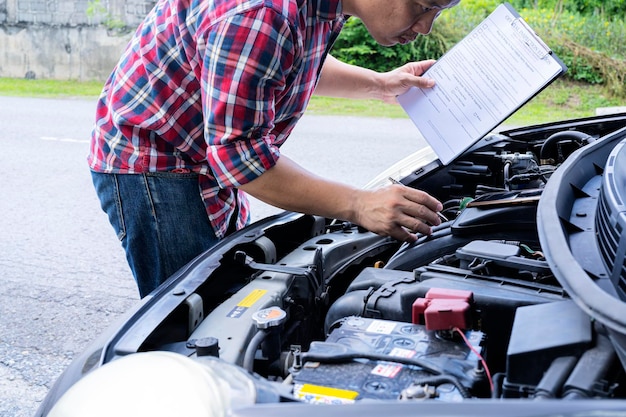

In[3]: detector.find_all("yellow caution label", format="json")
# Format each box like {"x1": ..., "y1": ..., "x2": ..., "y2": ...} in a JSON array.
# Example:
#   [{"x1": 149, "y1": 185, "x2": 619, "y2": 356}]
[
  {"x1": 295, "y1": 383, "x2": 359, "y2": 404},
  {"x1": 237, "y1": 289, "x2": 267, "y2": 308}
]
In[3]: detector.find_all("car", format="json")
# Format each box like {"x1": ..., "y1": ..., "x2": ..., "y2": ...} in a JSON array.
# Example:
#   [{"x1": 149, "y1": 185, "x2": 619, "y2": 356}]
[{"x1": 37, "y1": 112, "x2": 626, "y2": 416}]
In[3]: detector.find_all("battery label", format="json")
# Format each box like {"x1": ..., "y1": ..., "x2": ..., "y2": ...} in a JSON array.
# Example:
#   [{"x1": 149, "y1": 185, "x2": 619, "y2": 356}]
[
  {"x1": 389, "y1": 347, "x2": 417, "y2": 358},
  {"x1": 366, "y1": 320, "x2": 397, "y2": 335},
  {"x1": 294, "y1": 383, "x2": 358, "y2": 404},
  {"x1": 371, "y1": 363, "x2": 403, "y2": 378}
]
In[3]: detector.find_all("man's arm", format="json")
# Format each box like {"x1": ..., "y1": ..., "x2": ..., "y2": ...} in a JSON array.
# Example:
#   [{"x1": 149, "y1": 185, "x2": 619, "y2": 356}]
[
  {"x1": 314, "y1": 55, "x2": 437, "y2": 104},
  {"x1": 239, "y1": 155, "x2": 442, "y2": 242}
]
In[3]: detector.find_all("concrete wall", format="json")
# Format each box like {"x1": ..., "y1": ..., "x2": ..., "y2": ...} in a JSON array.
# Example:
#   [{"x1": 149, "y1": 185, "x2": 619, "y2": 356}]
[{"x1": 0, "y1": 0, "x2": 155, "y2": 81}]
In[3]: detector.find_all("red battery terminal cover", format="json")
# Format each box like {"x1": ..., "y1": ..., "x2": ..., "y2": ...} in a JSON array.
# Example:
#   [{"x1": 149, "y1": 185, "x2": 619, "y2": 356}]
[{"x1": 412, "y1": 288, "x2": 474, "y2": 331}]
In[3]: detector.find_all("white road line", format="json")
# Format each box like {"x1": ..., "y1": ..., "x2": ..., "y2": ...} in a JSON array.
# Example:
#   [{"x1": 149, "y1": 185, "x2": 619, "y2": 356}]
[{"x1": 41, "y1": 136, "x2": 90, "y2": 143}]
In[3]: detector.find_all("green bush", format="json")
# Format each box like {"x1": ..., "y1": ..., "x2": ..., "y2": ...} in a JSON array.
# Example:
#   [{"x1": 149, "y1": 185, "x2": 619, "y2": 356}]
[
  {"x1": 331, "y1": 17, "x2": 455, "y2": 72},
  {"x1": 519, "y1": 9, "x2": 625, "y2": 58},
  {"x1": 512, "y1": 0, "x2": 626, "y2": 18},
  {"x1": 331, "y1": 1, "x2": 625, "y2": 97},
  {"x1": 514, "y1": 6, "x2": 625, "y2": 93}
]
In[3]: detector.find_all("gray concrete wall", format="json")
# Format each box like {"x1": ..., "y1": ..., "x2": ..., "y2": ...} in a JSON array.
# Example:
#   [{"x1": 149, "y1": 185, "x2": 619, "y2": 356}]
[{"x1": 0, "y1": 0, "x2": 155, "y2": 81}]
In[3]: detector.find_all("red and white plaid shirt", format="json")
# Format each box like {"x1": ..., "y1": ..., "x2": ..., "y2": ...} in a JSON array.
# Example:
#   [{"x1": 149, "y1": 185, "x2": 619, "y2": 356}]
[{"x1": 89, "y1": 0, "x2": 344, "y2": 238}]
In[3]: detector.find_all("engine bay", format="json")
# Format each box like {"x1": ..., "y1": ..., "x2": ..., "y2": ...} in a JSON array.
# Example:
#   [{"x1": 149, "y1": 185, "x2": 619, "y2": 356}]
[
  {"x1": 159, "y1": 116, "x2": 623, "y2": 404},
  {"x1": 81, "y1": 114, "x2": 626, "y2": 407}
]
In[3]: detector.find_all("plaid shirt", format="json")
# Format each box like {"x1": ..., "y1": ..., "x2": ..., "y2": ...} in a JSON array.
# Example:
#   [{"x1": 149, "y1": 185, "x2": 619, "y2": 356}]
[{"x1": 89, "y1": 0, "x2": 344, "y2": 238}]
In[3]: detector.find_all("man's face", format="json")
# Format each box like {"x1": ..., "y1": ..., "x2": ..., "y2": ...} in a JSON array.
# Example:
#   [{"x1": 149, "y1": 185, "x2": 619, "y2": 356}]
[{"x1": 359, "y1": 0, "x2": 460, "y2": 46}]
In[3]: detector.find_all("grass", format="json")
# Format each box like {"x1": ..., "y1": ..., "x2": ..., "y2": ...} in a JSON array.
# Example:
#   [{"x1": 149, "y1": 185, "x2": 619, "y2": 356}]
[
  {"x1": 0, "y1": 78, "x2": 104, "y2": 98},
  {"x1": 1, "y1": 77, "x2": 622, "y2": 126},
  {"x1": 309, "y1": 79, "x2": 623, "y2": 125}
]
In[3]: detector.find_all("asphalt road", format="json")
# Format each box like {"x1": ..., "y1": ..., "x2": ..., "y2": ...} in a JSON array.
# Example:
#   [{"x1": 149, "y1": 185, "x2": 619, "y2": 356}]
[{"x1": 0, "y1": 96, "x2": 428, "y2": 416}]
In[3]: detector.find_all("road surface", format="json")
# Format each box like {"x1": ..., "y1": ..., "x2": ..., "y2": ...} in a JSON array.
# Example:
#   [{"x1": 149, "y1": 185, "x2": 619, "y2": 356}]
[{"x1": 0, "y1": 96, "x2": 429, "y2": 416}]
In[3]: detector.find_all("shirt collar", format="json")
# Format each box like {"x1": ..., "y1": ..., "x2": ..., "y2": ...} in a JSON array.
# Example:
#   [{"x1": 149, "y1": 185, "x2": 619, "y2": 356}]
[{"x1": 312, "y1": 0, "x2": 342, "y2": 20}]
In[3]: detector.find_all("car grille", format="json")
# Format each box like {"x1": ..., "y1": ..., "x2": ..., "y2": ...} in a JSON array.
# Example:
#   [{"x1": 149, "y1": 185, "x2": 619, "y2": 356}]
[{"x1": 596, "y1": 139, "x2": 626, "y2": 299}]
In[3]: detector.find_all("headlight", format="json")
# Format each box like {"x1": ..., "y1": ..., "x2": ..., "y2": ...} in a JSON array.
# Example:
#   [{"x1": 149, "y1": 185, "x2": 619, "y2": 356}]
[{"x1": 48, "y1": 352, "x2": 257, "y2": 417}]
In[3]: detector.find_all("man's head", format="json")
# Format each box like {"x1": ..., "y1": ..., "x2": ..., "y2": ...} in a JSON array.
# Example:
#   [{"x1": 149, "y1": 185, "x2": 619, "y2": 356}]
[{"x1": 342, "y1": 0, "x2": 460, "y2": 46}]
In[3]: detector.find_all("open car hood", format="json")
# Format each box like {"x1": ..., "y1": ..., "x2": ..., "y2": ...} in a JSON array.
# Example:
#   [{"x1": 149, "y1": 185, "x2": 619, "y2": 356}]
[{"x1": 38, "y1": 113, "x2": 626, "y2": 416}]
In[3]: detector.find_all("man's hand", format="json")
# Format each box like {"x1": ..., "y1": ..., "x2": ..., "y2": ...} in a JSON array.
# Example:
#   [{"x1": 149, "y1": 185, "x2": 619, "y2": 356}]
[
  {"x1": 314, "y1": 56, "x2": 437, "y2": 103},
  {"x1": 379, "y1": 60, "x2": 437, "y2": 104},
  {"x1": 352, "y1": 182, "x2": 443, "y2": 243}
]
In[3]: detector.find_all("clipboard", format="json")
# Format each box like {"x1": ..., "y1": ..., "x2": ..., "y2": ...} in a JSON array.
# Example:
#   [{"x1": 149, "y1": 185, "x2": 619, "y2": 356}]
[{"x1": 397, "y1": 3, "x2": 567, "y2": 165}]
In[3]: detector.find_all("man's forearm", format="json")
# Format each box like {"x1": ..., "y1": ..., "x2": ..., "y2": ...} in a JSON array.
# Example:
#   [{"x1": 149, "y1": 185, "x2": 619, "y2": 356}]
[
  {"x1": 314, "y1": 55, "x2": 385, "y2": 101},
  {"x1": 314, "y1": 56, "x2": 436, "y2": 105},
  {"x1": 238, "y1": 155, "x2": 444, "y2": 242},
  {"x1": 238, "y1": 155, "x2": 359, "y2": 222}
]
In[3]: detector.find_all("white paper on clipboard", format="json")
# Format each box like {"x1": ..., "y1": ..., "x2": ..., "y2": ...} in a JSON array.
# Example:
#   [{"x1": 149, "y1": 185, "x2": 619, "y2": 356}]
[{"x1": 397, "y1": 3, "x2": 567, "y2": 165}]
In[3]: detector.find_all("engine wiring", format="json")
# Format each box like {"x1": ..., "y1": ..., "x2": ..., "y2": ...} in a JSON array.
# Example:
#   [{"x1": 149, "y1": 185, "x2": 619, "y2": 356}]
[{"x1": 453, "y1": 327, "x2": 494, "y2": 394}]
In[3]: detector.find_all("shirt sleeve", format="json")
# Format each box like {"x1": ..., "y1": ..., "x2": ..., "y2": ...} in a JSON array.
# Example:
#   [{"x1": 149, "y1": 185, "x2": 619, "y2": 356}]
[{"x1": 199, "y1": 7, "x2": 296, "y2": 188}]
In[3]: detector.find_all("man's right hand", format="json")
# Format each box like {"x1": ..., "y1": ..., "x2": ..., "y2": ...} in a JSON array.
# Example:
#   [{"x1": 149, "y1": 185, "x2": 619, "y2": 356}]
[
  {"x1": 351, "y1": 183, "x2": 443, "y2": 242},
  {"x1": 239, "y1": 155, "x2": 442, "y2": 243}
]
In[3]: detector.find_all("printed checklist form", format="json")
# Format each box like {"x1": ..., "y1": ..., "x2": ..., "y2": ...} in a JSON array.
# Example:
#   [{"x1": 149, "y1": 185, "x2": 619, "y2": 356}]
[{"x1": 397, "y1": 3, "x2": 567, "y2": 165}]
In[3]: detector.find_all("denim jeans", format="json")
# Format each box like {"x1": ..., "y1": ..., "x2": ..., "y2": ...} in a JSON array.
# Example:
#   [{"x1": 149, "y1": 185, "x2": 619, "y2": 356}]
[{"x1": 91, "y1": 171, "x2": 221, "y2": 298}]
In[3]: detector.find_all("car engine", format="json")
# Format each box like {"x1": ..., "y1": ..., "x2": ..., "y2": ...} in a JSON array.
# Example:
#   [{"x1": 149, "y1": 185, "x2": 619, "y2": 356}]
[
  {"x1": 157, "y1": 115, "x2": 625, "y2": 404},
  {"x1": 39, "y1": 115, "x2": 626, "y2": 416}
]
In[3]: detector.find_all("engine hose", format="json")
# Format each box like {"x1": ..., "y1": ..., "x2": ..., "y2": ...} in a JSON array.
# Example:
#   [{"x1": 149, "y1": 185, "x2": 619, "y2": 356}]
[
  {"x1": 503, "y1": 161, "x2": 511, "y2": 191},
  {"x1": 562, "y1": 334, "x2": 616, "y2": 399},
  {"x1": 243, "y1": 329, "x2": 268, "y2": 372},
  {"x1": 491, "y1": 373, "x2": 505, "y2": 399},
  {"x1": 533, "y1": 356, "x2": 578, "y2": 399},
  {"x1": 539, "y1": 130, "x2": 594, "y2": 163}
]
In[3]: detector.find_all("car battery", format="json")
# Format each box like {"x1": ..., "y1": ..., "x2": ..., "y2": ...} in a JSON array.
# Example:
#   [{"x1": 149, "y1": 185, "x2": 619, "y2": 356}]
[{"x1": 293, "y1": 317, "x2": 485, "y2": 403}]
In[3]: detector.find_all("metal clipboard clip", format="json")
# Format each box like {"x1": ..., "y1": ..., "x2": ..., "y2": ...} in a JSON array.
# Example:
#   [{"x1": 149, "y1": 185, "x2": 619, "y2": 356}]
[{"x1": 510, "y1": 17, "x2": 552, "y2": 60}]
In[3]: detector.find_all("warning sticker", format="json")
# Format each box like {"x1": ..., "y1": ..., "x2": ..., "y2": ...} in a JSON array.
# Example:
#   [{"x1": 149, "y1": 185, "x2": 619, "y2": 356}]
[
  {"x1": 238, "y1": 289, "x2": 267, "y2": 307},
  {"x1": 371, "y1": 363, "x2": 402, "y2": 378},
  {"x1": 294, "y1": 383, "x2": 358, "y2": 404},
  {"x1": 226, "y1": 289, "x2": 267, "y2": 318},
  {"x1": 389, "y1": 347, "x2": 416, "y2": 359},
  {"x1": 366, "y1": 320, "x2": 396, "y2": 335}
]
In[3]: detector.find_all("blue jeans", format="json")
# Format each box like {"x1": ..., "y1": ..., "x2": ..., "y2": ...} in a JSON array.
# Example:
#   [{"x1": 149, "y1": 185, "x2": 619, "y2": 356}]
[{"x1": 91, "y1": 171, "x2": 221, "y2": 298}]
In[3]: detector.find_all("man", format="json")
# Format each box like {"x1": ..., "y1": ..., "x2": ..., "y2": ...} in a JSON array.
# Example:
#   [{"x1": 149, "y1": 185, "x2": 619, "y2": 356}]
[{"x1": 89, "y1": 0, "x2": 460, "y2": 298}]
